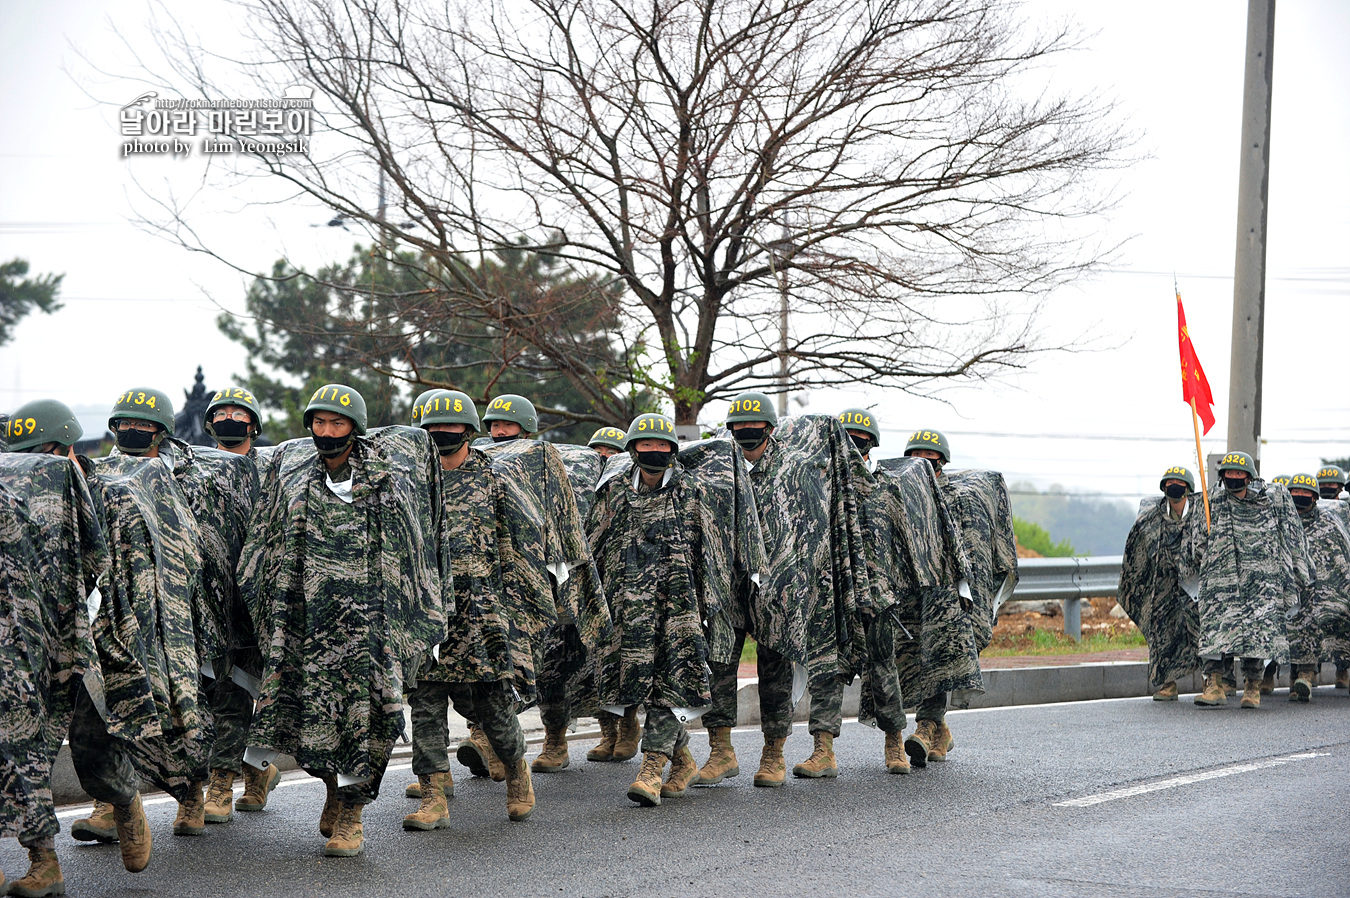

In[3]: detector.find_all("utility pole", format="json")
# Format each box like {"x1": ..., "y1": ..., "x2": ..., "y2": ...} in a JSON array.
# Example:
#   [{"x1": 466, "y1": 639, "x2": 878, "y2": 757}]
[
  {"x1": 776, "y1": 224, "x2": 790, "y2": 418},
  {"x1": 1226, "y1": 0, "x2": 1276, "y2": 470}
]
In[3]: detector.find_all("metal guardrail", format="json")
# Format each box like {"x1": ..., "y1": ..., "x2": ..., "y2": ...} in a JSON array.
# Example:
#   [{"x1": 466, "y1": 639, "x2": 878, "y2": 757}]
[{"x1": 1008, "y1": 555, "x2": 1124, "y2": 641}]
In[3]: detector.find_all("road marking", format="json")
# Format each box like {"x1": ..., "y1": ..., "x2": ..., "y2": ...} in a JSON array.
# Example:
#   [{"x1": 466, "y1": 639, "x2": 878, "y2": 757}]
[{"x1": 1054, "y1": 751, "x2": 1331, "y2": 808}]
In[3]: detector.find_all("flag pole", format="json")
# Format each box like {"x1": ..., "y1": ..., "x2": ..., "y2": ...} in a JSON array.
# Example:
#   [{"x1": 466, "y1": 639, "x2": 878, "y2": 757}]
[{"x1": 1190, "y1": 397, "x2": 1211, "y2": 530}]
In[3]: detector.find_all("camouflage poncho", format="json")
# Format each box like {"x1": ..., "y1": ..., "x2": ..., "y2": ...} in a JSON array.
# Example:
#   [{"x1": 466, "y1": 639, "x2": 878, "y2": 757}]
[
  {"x1": 87, "y1": 454, "x2": 211, "y2": 801},
  {"x1": 1118, "y1": 497, "x2": 1201, "y2": 688},
  {"x1": 942, "y1": 469, "x2": 1020, "y2": 652},
  {"x1": 239, "y1": 428, "x2": 446, "y2": 781},
  {"x1": 866, "y1": 459, "x2": 980, "y2": 708},
  {"x1": 0, "y1": 456, "x2": 106, "y2": 840},
  {"x1": 1288, "y1": 502, "x2": 1350, "y2": 665},
  {"x1": 423, "y1": 442, "x2": 609, "y2": 701},
  {"x1": 721, "y1": 416, "x2": 871, "y2": 683},
  {"x1": 590, "y1": 440, "x2": 763, "y2": 708},
  {"x1": 1182, "y1": 480, "x2": 1311, "y2": 662}
]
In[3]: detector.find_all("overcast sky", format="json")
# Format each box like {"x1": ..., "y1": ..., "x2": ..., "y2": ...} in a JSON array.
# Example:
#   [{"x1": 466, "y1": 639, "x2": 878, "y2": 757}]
[{"x1": 1, "y1": 0, "x2": 1346, "y2": 503}]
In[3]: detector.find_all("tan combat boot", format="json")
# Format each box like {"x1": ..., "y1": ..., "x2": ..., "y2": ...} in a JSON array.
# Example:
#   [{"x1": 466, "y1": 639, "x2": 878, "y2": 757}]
[
  {"x1": 1240, "y1": 677, "x2": 1261, "y2": 709},
  {"x1": 7, "y1": 847, "x2": 62, "y2": 898},
  {"x1": 697, "y1": 726, "x2": 739, "y2": 785},
  {"x1": 1290, "y1": 666, "x2": 1312, "y2": 703},
  {"x1": 627, "y1": 752, "x2": 667, "y2": 806},
  {"x1": 1336, "y1": 666, "x2": 1348, "y2": 690},
  {"x1": 405, "y1": 768, "x2": 455, "y2": 799},
  {"x1": 319, "y1": 776, "x2": 341, "y2": 838},
  {"x1": 203, "y1": 769, "x2": 235, "y2": 824},
  {"x1": 792, "y1": 731, "x2": 838, "y2": 779},
  {"x1": 70, "y1": 800, "x2": 118, "y2": 843},
  {"x1": 532, "y1": 727, "x2": 571, "y2": 772},
  {"x1": 884, "y1": 731, "x2": 910, "y2": 774},
  {"x1": 172, "y1": 780, "x2": 206, "y2": 836},
  {"x1": 612, "y1": 707, "x2": 642, "y2": 762},
  {"x1": 235, "y1": 762, "x2": 280, "y2": 812},
  {"x1": 1260, "y1": 662, "x2": 1277, "y2": 695},
  {"x1": 661, "y1": 745, "x2": 702, "y2": 798},
  {"x1": 113, "y1": 794, "x2": 152, "y2": 873},
  {"x1": 457, "y1": 725, "x2": 507, "y2": 781},
  {"x1": 905, "y1": 719, "x2": 937, "y2": 768},
  {"x1": 927, "y1": 722, "x2": 955, "y2": 761},
  {"x1": 505, "y1": 759, "x2": 536, "y2": 822},
  {"x1": 1307, "y1": 666, "x2": 1319, "y2": 687},
  {"x1": 1194, "y1": 672, "x2": 1227, "y2": 706},
  {"x1": 586, "y1": 716, "x2": 619, "y2": 762},
  {"x1": 402, "y1": 774, "x2": 452, "y2": 831},
  {"x1": 753, "y1": 736, "x2": 787, "y2": 788},
  {"x1": 1152, "y1": 681, "x2": 1179, "y2": 702},
  {"x1": 323, "y1": 803, "x2": 364, "y2": 857}
]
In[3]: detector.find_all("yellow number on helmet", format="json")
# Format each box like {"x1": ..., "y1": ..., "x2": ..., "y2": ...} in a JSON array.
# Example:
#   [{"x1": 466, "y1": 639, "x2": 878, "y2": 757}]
[{"x1": 340, "y1": 393, "x2": 351, "y2": 406}]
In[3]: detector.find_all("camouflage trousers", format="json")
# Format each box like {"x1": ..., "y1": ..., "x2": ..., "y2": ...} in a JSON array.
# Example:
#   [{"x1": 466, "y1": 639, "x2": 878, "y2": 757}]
[
  {"x1": 916, "y1": 692, "x2": 947, "y2": 724},
  {"x1": 309, "y1": 737, "x2": 393, "y2": 806},
  {"x1": 705, "y1": 629, "x2": 794, "y2": 739},
  {"x1": 206, "y1": 673, "x2": 254, "y2": 774},
  {"x1": 67, "y1": 683, "x2": 143, "y2": 808},
  {"x1": 537, "y1": 624, "x2": 590, "y2": 732},
  {"x1": 1202, "y1": 655, "x2": 1265, "y2": 681},
  {"x1": 638, "y1": 707, "x2": 690, "y2": 757},
  {"x1": 408, "y1": 680, "x2": 525, "y2": 776},
  {"x1": 808, "y1": 618, "x2": 906, "y2": 736}
]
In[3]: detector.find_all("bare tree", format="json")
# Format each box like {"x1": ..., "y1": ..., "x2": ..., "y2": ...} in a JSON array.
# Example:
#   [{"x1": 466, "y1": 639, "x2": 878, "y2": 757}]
[{"x1": 133, "y1": 0, "x2": 1129, "y2": 425}]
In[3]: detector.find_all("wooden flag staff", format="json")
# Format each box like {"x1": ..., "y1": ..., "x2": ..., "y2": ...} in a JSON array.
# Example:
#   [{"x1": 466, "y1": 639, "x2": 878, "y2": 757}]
[{"x1": 1190, "y1": 397, "x2": 1211, "y2": 531}]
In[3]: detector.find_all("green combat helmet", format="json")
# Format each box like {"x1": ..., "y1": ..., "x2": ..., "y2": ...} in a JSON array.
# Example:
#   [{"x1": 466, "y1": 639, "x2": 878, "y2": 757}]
[
  {"x1": 1269, "y1": 474, "x2": 1292, "y2": 487},
  {"x1": 624, "y1": 413, "x2": 679, "y2": 450},
  {"x1": 1316, "y1": 465, "x2": 1347, "y2": 499},
  {"x1": 588, "y1": 426, "x2": 627, "y2": 452},
  {"x1": 109, "y1": 387, "x2": 175, "y2": 435},
  {"x1": 420, "y1": 390, "x2": 480, "y2": 430},
  {"x1": 303, "y1": 383, "x2": 368, "y2": 434},
  {"x1": 6, "y1": 399, "x2": 83, "y2": 452},
  {"x1": 1159, "y1": 465, "x2": 1197, "y2": 492},
  {"x1": 482, "y1": 394, "x2": 538, "y2": 434},
  {"x1": 903, "y1": 429, "x2": 951, "y2": 464},
  {"x1": 204, "y1": 385, "x2": 263, "y2": 443},
  {"x1": 1288, "y1": 473, "x2": 1320, "y2": 493},
  {"x1": 838, "y1": 407, "x2": 881, "y2": 453},
  {"x1": 1216, "y1": 450, "x2": 1257, "y2": 479},
  {"x1": 725, "y1": 391, "x2": 777, "y2": 426},
  {"x1": 410, "y1": 388, "x2": 441, "y2": 426}
]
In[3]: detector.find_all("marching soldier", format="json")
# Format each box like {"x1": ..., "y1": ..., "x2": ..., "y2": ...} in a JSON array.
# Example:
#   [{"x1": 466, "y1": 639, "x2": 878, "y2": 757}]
[
  {"x1": 587, "y1": 426, "x2": 627, "y2": 461},
  {"x1": 1285, "y1": 474, "x2": 1350, "y2": 702}
]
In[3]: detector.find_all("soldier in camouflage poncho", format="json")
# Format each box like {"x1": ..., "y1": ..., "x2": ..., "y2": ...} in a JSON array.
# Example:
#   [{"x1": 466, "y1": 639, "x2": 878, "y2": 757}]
[
  {"x1": 1118, "y1": 467, "x2": 1202, "y2": 700},
  {"x1": 1183, "y1": 451, "x2": 1312, "y2": 709},
  {"x1": 590, "y1": 414, "x2": 761, "y2": 806},
  {"x1": 901, "y1": 430, "x2": 1019, "y2": 767},
  {"x1": 1284, "y1": 476, "x2": 1350, "y2": 702},
  {"x1": 0, "y1": 439, "x2": 106, "y2": 894},
  {"x1": 238, "y1": 385, "x2": 446, "y2": 858}
]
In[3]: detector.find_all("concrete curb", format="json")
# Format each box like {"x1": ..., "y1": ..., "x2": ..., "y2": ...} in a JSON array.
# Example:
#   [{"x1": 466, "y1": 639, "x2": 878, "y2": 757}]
[{"x1": 52, "y1": 660, "x2": 1336, "y2": 806}]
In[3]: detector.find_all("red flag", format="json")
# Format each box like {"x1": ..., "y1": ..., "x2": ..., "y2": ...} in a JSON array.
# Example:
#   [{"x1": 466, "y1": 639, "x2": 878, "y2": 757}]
[{"x1": 1176, "y1": 291, "x2": 1216, "y2": 434}]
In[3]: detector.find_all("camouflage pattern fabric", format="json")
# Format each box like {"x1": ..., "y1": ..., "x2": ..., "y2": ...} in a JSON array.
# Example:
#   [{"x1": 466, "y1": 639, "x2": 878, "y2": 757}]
[
  {"x1": 860, "y1": 459, "x2": 977, "y2": 718},
  {"x1": 409, "y1": 681, "x2": 525, "y2": 775},
  {"x1": 0, "y1": 463, "x2": 103, "y2": 841},
  {"x1": 639, "y1": 706, "x2": 690, "y2": 757},
  {"x1": 1118, "y1": 496, "x2": 1201, "y2": 688},
  {"x1": 590, "y1": 441, "x2": 762, "y2": 709},
  {"x1": 1182, "y1": 480, "x2": 1311, "y2": 662},
  {"x1": 238, "y1": 427, "x2": 446, "y2": 782},
  {"x1": 1289, "y1": 502, "x2": 1350, "y2": 665},
  {"x1": 85, "y1": 454, "x2": 211, "y2": 801},
  {"x1": 942, "y1": 469, "x2": 1019, "y2": 652}
]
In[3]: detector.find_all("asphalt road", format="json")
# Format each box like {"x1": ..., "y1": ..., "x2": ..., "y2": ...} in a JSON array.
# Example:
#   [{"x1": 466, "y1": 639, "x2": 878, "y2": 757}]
[{"x1": 9, "y1": 687, "x2": 1348, "y2": 898}]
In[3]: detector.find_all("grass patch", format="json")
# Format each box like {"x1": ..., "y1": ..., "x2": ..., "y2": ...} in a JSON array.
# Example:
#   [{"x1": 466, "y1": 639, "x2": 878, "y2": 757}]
[
  {"x1": 980, "y1": 628, "x2": 1146, "y2": 658},
  {"x1": 739, "y1": 637, "x2": 758, "y2": 665}
]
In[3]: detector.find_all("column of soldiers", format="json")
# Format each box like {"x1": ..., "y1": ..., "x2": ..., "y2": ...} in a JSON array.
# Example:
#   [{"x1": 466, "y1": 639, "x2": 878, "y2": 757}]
[
  {"x1": 1119, "y1": 456, "x2": 1350, "y2": 707},
  {"x1": 0, "y1": 383, "x2": 1020, "y2": 895}
]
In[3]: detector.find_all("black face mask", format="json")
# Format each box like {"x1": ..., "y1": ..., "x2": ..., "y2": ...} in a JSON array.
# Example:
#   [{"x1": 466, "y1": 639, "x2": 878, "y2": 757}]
[
  {"x1": 491, "y1": 434, "x2": 519, "y2": 444},
  {"x1": 1164, "y1": 483, "x2": 1188, "y2": 499},
  {"x1": 1321, "y1": 488, "x2": 1342, "y2": 500},
  {"x1": 430, "y1": 430, "x2": 471, "y2": 456},
  {"x1": 116, "y1": 428, "x2": 159, "y2": 455},
  {"x1": 733, "y1": 426, "x2": 769, "y2": 452},
  {"x1": 634, "y1": 449, "x2": 676, "y2": 474},
  {"x1": 1223, "y1": 476, "x2": 1247, "y2": 492},
  {"x1": 1292, "y1": 494, "x2": 1316, "y2": 511},
  {"x1": 312, "y1": 432, "x2": 354, "y2": 458},
  {"x1": 210, "y1": 419, "x2": 251, "y2": 448},
  {"x1": 849, "y1": 433, "x2": 874, "y2": 455}
]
